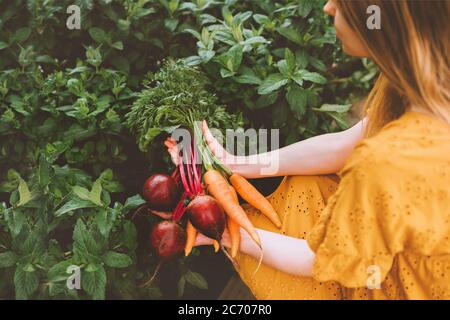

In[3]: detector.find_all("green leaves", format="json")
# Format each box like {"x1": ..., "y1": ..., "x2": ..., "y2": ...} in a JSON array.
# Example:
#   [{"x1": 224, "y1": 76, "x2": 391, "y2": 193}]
[
  {"x1": 122, "y1": 195, "x2": 146, "y2": 213},
  {"x1": 286, "y1": 86, "x2": 308, "y2": 119},
  {"x1": 121, "y1": 221, "x2": 138, "y2": 251},
  {"x1": 0, "y1": 41, "x2": 9, "y2": 50},
  {"x1": 218, "y1": 45, "x2": 243, "y2": 77},
  {"x1": 235, "y1": 67, "x2": 261, "y2": 85},
  {"x1": 54, "y1": 198, "x2": 97, "y2": 217},
  {"x1": 313, "y1": 104, "x2": 353, "y2": 130},
  {"x1": 3, "y1": 209, "x2": 26, "y2": 236},
  {"x1": 73, "y1": 220, "x2": 104, "y2": 264},
  {"x1": 89, "y1": 27, "x2": 124, "y2": 51},
  {"x1": 11, "y1": 28, "x2": 31, "y2": 44},
  {"x1": 299, "y1": 70, "x2": 327, "y2": 84},
  {"x1": 258, "y1": 73, "x2": 289, "y2": 95},
  {"x1": 0, "y1": 155, "x2": 142, "y2": 299},
  {"x1": 178, "y1": 276, "x2": 186, "y2": 297},
  {"x1": 9, "y1": 232, "x2": 46, "y2": 299},
  {"x1": 285, "y1": 48, "x2": 296, "y2": 71},
  {"x1": 17, "y1": 179, "x2": 32, "y2": 207},
  {"x1": 14, "y1": 266, "x2": 39, "y2": 300},
  {"x1": 277, "y1": 26, "x2": 303, "y2": 45},
  {"x1": 89, "y1": 180, "x2": 103, "y2": 206},
  {"x1": 0, "y1": 251, "x2": 17, "y2": 268},
  {"x1": 102, "y1": 251, "x2": 132, "y2": 268},
  {"x1": 184, "y1": 270, "x2": 208, "y2": 290},
  {"x1": 178, "y1": 269, "x2": 208, "y2": 297},
  {"x1": 298, "y1": 0, "x2": 315, "y2": 18},
  {"x1": 71, "y1": 218, "x2": 133, "y2": 299},
  {"x1": 126, "y1": 61, "x2": 243, "y2": 152},
  {"x1": 82, "y1": 266, "x2": 107, "y2": 300},
  {"x1": 85, "y1": 46, "x2": 103, "y2": 67},
  {"x1": 314, "y1": 104, "x2": 352, "y2": 113},
  {"x1": 55, "y1": 169, "x2": 125, "y2": 217},
  {"x1": 89, "y1": 27, "x2": 107, "y2": 43},
  {"x1": 38, "y1": 156, "x2": 53, "y2": 188}
]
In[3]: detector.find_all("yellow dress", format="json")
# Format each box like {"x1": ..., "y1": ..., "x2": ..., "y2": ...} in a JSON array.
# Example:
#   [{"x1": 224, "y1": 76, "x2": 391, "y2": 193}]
[{"x1": 234, "y1": 111, "x2": 450, "y2": 300}]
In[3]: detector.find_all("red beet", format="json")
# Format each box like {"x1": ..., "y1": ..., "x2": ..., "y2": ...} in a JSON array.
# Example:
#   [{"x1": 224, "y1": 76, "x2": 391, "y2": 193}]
[
  {"x1": 143, "y1": 174, "x2": 179, "y2": 211},
  {"x1": 187, "y1": 195, "x2": 226, "y2": 240},
  {"x1": 140, "y1": 220, "x2": 186, "y2": 288},
  {"x1": 150, "y1": 220, "x2": 186, "y2": 260}
]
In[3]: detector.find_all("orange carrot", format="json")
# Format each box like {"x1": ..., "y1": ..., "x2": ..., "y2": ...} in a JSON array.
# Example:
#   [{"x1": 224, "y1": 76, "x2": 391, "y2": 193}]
[
  {"x1": 230, "y1": 173, "x2": 282, "y2": 228},
  {"x1": 185, "y1": 220, "x2": 197, "y2": 256},
  {"x1": 212, "y1": 240, "x2": 220, "y2": 253},
  {"x1": 227, "y1": 185, "x2": 241, "y2": 258},
  {"x1": 228, "y1": 183, "x2": 239, "y2": 203},
  {"x1": 204, "y1": 170, "x2": 261, "y2": 247}
]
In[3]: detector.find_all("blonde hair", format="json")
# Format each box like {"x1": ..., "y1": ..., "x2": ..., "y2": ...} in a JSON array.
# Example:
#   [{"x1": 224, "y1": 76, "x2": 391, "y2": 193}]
[{"x1": 336, "y1": 0, "x2": 450, "y2": 136}]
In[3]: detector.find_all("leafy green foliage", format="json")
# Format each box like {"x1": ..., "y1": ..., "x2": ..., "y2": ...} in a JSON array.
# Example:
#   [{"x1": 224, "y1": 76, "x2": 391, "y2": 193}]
[
  {"x1": 0, "y1": 155, "x2": 144, "y2": 299},
  {"x1": 0, "y1": 52, "x2": 134, "y2": 173},
  {"x1": 182, "y1": 0, "x2": 377, "y2": 142},
  {"x1": 126, "y1": 60, "x2": 244, "y2": 152}
]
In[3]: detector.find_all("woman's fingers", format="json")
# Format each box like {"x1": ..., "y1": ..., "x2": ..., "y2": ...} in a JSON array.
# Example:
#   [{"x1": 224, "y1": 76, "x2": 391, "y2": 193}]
[
  {"x1": 202, "y1": 120, "x2": 227, "y2": 159},
  {"x1": 194, "y1": 232, "x2": 214, "y2": 246},
  {"x1": 164, "y1": 137, "x2": 180, "y2": 165}
]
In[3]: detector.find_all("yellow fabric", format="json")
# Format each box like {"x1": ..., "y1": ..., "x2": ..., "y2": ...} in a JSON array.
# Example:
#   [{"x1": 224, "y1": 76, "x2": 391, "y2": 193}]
[{"x1": 234, "y1": 111, "x2": 450, "y2": 300}]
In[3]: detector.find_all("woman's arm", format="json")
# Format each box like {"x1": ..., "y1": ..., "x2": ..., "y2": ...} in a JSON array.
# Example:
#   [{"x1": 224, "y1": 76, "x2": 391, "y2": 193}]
[
  {"x1": 203, "y1": 119, "x2": 366, "y2": 179},
  {"x1": 196, "y1": 228, "x2": 315, "y2": 277}
]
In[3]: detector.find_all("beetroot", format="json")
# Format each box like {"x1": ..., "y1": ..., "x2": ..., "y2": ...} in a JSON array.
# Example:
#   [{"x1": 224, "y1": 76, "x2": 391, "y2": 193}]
[
  {"x1": 140, "y1": 220, "x2": 186, "y2": 288},
  {"x1": 150, "y1": 220, "x2": 186, "y2": 260},
  {"x1": 143, "y1": 174, "x2": 179, "y2": 211},
  {"x1": 187, "y1": 195, "x2": 226, "y2": 241}
]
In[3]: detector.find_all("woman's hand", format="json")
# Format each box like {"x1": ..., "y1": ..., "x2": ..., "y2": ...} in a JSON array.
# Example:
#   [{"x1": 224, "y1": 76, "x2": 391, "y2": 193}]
[
  {"x1": 164, "y1": 137, "x2": 180, "y2": 166},
  {"x1": 164, "y1": 121, "x2": 239, "y2": 170},
  {"x1": 194, "y1": 228, "x2": 231, "y2": 248},
  {"x1": 201, "y1": 120, "x2": 239, "y2": 171}
]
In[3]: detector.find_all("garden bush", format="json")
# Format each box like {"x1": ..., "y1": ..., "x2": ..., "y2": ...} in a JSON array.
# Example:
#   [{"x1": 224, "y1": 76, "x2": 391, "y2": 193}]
[{"x1": 0, "y1": 0, "x2": 376, "y2": 299}]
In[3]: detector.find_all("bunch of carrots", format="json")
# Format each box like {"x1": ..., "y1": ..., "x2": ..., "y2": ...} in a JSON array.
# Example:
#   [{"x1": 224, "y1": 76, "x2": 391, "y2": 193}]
[
  {"x1": 166, "y1": 119, "x2": 281, "y2": 258},
  {"x1": 137, "y1": 117, "x2": 281, "y2": 285}
]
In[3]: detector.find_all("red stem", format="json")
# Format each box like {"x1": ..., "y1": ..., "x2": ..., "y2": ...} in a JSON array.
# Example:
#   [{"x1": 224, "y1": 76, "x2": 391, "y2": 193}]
[
  {"x1": 171, "y1": 167, "x2": 180, "y2": 183},
  {"x1": 196, "y1": 164, "x2": 203, "y2": 193},
  {"x1": 191, "y1": 139, "x2": 204, "y2": 194},
  {"x1": 174, "y1": 206, "x2": 188, "y2": 222},
  {"x1": 172, "y1": 193, "x2": 187, "y2": 222},
  {"x1": 178, "y1": 155, "x2": 193, "y2": 198},
  {"x1": 191, "y1": 143, "x2": 201, "y2": 194},
  {"x1": 186, "y1": 149, "x2": 195, "y2": 195}
]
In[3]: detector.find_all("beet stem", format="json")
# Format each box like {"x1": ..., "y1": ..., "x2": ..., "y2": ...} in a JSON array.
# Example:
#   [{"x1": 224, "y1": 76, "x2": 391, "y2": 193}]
[
  {"x1": 172, "y1": 193, "x2": 187, "y2": 222},
  {"x1": 191, "y1": 142, "x2": 201, "y2": 193},
  {"x1": 171, "y1": 167, "x2": 180, "y2": 183},
  {"x1": 178, "y1": 155, "x2": 193, "y2": 198},
  {"x1": 186, "y1": 152, "x2": 195, "y2": 195},
  {"x1": 140, "y1": 261, "x2": 164, "y2": 288},
  {"x1": 131, "y1": 204, "x2": 148, "y2": 220}
]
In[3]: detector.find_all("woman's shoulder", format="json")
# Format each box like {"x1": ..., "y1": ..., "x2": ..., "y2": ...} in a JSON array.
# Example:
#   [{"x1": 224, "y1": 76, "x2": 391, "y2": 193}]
[{"x1": 340, "y1": 111, "x2": 450, "y2": 178}]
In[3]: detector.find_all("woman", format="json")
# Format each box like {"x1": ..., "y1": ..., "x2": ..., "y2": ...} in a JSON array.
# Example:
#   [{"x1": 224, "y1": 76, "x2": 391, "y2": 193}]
[{"x1": 194, "y1": 0, "x2": 450, "y2": 299}]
